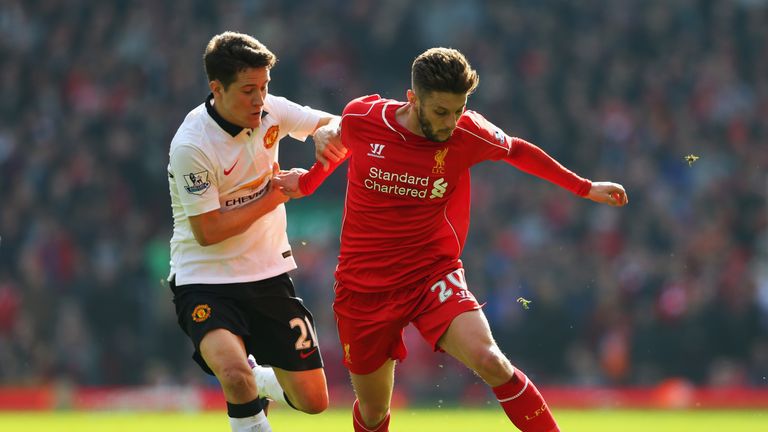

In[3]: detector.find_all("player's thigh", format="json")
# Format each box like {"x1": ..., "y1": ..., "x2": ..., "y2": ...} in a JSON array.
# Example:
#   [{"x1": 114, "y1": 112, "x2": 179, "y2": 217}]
[
  {"x1": 248, "y1": 300, "x2": 323, "y2": 371},
  {"x1": 439, "y1": 310, "x2": 515, "y2": 386},
  {"x1": 350, "y1": 359, "x2": 396, "y2": 407},
  {"x1": 334, "y1": 288, "x2": 409, "y2": 374},
  {"x1": 437, "y1": 309, "x2": 501, "y2": 368},
  {"x1": 199, "y1": 328, "x2": 249, "y2": 376},
  {"x1": 411, "y1": 267, "x2": 483, "y2": 351}
]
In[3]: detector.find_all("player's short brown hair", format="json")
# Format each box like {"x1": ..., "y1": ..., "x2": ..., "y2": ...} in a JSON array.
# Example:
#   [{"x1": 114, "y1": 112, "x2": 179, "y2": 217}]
[
  {"x1": 204, "y1": 31, "x2": 277, "y2": 89},
  {"x1": 411, "y1": 48, "x2": 479, "y2": 97}
]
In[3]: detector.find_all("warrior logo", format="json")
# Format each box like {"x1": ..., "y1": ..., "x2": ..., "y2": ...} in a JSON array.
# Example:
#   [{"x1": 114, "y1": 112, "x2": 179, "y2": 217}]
[
  {"x1": 367, "y1": 143, "x2": 386, "y2": 158},
  {"x1": 432, "y1": 147, "x2": 449, "y2": 174}
]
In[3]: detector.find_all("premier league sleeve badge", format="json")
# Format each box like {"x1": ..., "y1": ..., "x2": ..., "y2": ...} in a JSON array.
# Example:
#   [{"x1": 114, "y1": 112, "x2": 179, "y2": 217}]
[{"x1": 183, "y1": 170, "x2": 211, "y2": 195}]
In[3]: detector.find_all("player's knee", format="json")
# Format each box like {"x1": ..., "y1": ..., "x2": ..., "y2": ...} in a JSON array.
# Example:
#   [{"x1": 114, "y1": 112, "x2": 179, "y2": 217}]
[
  {"x1": 287, "y1": 379, "x2": 328, "y2": 414},
  {"x1": 299, "y1": 391, "x2": 329, "y2": 414},
  {"x1": 359, "y1": 400, "x2": 390, "y2": 426},
  {"x1": 472, "y1": 347, "x2": 513, "y2": 383},
  {"x1": 216, "y1": 363, "x2": 256, "y2": 394}
]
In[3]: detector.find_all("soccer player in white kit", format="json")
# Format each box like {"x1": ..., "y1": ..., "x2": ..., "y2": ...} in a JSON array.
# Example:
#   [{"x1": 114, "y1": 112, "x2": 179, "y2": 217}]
[{"x1": 167, "y1": 31, "x2": 340, "y2": 432}]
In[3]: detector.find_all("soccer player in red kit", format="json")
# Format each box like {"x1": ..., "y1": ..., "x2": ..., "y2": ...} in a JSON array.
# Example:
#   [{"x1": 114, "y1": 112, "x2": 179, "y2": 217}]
[{"x1": 276, "y1": 47, "x2": 628, "y2": 432}]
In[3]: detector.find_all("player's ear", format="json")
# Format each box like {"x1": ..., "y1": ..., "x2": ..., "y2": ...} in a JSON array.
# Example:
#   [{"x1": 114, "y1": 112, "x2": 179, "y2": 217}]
[
  {"x1": 407, "y1": 89, "x2": 417, "y2": 105},
  {"x1": 210, "y1": 80, "x2": 223, "y2": 98}
]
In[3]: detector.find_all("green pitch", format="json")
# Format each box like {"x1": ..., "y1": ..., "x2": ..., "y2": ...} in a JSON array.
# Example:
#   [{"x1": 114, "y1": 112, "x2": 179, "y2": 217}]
[{"x1": 0, "y1": 408, "x2": 765, "y2": 431}]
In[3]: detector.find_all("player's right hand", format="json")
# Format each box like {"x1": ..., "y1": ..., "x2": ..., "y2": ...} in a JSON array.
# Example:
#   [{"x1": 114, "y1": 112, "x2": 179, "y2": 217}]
[
  {"x1": 264, "y1": 180, "x2": 291, "y2": 206},
  {"x1": 273, "y1": 168, "x2": 308, "y2": 199},
  {"x1": 263, "y1": 162, "x2": 291, "y2": 205}
]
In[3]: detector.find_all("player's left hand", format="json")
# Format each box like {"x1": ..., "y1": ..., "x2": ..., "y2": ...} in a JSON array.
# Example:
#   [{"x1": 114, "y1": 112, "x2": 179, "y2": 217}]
[
  {"x1": 313, "y1": 123, "x2": 346, "y2": 170},
  {"x1": 273, "y1": 168, "x2": 308, "y2": 199},
  {"x1": 586, "y1": 182, "x2": 629, "y2": 206}
]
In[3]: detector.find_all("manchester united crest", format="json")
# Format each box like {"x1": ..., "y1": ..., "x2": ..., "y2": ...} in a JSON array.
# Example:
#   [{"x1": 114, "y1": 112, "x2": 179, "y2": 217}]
[
  {"x1": 264, "y1": 125, "x2": 279, "y2": 149},
  {"x1": 191, "y1": 304, "x2": 211, "y2": 323}
]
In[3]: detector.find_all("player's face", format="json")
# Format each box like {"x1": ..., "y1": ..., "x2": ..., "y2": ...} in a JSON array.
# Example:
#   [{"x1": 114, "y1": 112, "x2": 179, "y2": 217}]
[
  {"x1": 210, "y1": 67, "x2": 270, "y2": 129},
  {"x1": 415, "y1": 91, "x2": 467, "y2": 142}
]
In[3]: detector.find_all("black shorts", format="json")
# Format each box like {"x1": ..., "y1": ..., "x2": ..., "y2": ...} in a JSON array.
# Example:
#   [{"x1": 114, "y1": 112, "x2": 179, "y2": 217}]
[{"x1": 170, "y1": 273, "x2": 323, "y2": 375}]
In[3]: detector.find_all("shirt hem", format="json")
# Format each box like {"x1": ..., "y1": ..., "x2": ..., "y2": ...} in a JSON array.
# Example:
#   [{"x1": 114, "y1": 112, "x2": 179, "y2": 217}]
[{"x1": 172, "y1": 264, "x2": 297, "y2": 286}]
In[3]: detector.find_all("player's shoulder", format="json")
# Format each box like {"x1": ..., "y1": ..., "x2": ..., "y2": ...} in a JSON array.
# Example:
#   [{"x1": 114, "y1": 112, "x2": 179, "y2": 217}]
[
  {"x1": 459, "y1": 110, "x2": 503, "y2": 135},
  {"x1": 342, "y1": 94, "x2": 393, "y2": 116},
  {"x1": 264, "y1": 93, "x2": 319, "y2": 127},
  {"x1": 456, "y1": 110, "x2": 508, "y2": 149},
  {"x1": 457, "y1": 109, "x2": 490, "y2": 129},
  {"x1": 171, "y1": 104, "x2": 214, "y2": 154},
  {"x1": 172, "y1": 105, "x2": 205, "y2": 143},
  {"x1": 263, "y1": 93, "x2": 291, "y2": 112},
  {"x1": 262, "y1": 93, "x2": 292, "y2": 119}
]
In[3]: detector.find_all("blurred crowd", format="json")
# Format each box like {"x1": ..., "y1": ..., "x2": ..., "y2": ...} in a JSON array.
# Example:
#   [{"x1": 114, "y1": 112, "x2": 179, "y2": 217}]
[{"x1": 0, "y1": 0, "x2": 766, "y2": 402}]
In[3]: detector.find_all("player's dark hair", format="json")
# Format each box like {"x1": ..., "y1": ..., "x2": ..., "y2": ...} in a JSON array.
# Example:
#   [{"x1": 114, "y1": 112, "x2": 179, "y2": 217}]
[
  {"x1": 411, "y1": 48, "x2": 479, "y2": 97},
  {"x1": 204, "y1": 31, "x2": 277, "y2": 89}
]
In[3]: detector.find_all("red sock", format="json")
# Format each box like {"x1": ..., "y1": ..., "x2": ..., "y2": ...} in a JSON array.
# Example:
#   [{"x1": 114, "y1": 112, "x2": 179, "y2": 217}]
[
  {"x1": 352, "y1": 399, "x2": 390, "y2": 432},
  {"x1": 492, "y1": 368, "x2": 559, "y2": 432}
]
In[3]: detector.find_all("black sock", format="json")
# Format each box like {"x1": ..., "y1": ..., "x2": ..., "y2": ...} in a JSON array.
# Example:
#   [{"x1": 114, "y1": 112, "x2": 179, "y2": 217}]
[{"x1": 227, "y1": 398, "x2": 264, "y2": 418}]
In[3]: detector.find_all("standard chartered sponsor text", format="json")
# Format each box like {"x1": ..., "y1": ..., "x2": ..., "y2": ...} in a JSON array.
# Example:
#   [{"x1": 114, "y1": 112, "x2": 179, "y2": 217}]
[
  {"x1": 369, "y1": 167, "x2": 429, "y2": 185},
  {"x1": 366, "y1": 167, "x2": 435, "y2": 198}
]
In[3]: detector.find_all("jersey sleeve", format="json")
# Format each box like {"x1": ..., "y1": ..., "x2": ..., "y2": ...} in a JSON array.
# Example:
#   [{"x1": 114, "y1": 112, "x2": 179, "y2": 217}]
[
  {"x1": 504, "y1": 138, "x2": 592, "y2": 196},
  {"x1": 265, "y1": 94, "x2": 325, "y2": 142},
  {"x1": 458, "y1": 111, "x2": 514, "y2": 163},
  {"x1": 169, "y1": 143, "x2": 221, "y2": 216},
  {"x1": 342, "y1": 94, "x2": 383, "y2": 116},
  {"x1": 298, "y1": 154, "x2": 349, "y2": 196},
  {"x1": 461, "y1": 110, "x2": 591, "y2": 196}
]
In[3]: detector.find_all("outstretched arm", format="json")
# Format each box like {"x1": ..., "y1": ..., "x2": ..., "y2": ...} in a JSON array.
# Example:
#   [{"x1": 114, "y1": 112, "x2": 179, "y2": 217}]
[{"x1": 505, "y1": 138, "x2": 628, "y2": 206}]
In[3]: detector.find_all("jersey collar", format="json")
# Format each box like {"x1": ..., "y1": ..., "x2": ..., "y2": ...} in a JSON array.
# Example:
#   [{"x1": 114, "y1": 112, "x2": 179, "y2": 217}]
[
  {"x1": 385, "y1": 100, "x2": 421, "y2": 140},
  {"x1": 204, "y1": 93, "x2": 269, "y2": 137}
]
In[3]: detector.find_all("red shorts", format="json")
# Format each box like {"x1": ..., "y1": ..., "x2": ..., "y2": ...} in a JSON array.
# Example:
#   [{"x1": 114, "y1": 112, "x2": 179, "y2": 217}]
[{"x1": 333, "y1": 267, "x2": 483, "y2": 375}]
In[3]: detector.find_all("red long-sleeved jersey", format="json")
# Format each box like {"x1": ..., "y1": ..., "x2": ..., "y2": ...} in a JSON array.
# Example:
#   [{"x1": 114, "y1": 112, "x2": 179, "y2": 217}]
[{"x1": 301, "y1": 95, "x2": 591, "y2": 293}]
